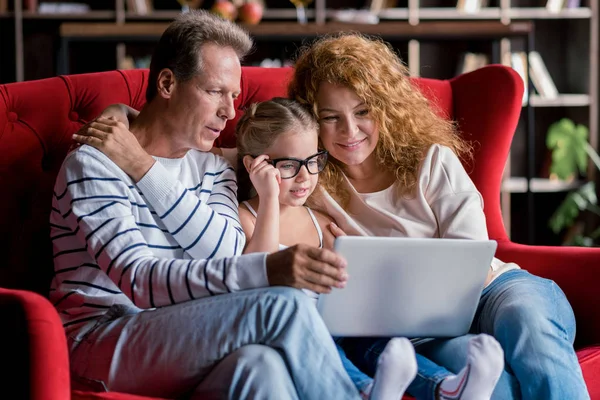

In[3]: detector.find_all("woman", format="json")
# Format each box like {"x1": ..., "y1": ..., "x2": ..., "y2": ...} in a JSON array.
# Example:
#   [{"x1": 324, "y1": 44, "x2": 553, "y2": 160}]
[{"x1": 287, "y1": 33, "x2": 588, "y2": 400}]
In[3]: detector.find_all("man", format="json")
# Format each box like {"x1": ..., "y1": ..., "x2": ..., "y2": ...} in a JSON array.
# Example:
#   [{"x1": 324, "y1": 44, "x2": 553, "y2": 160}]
[{"x1": 51, "y1": 10, "x2": 357, "y2": 399}]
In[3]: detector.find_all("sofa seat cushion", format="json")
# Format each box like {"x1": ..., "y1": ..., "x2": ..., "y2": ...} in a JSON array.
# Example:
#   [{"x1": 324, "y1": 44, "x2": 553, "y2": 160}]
[
  {"x1": 64, "y1": 346, "x2": 599, "y2": 400},
  {"x1": 72, "y1": 390, "x2": 169, "y2": 400},
  {"x1": 578, "y1": 346, "x2": 600, "y2": 397}
]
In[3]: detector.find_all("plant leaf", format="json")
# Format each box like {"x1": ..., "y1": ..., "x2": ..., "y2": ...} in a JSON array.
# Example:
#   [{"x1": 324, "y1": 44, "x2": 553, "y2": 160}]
[
  {"x1": 568, "y1": 235, "x2": 595, "y2": 247},
  {"x1": 548, "y1": 181, "x2": 596, "y2": 234},
  {"x1": 546, "y1": 118, "x2": 589, "y2": 180}
]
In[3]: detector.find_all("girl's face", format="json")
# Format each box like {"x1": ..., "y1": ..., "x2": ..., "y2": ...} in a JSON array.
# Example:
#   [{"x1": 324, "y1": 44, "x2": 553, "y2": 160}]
[
  {"x1": 316, "y1": 82, "x2": 379, "y2": 168},
  {"x1": 266, "y1": 129, "x2": 322, "y2": 207}
]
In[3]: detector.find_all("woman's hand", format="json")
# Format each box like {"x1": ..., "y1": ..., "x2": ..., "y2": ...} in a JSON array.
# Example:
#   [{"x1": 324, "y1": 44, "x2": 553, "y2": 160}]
[
  {"x1": 266, "y1": 244, "x2": 348, "y2": 294},
  {"x1": 245, "y1": 155, "x2": 281, "y2": 200},
  {"x1": 72, "y1": 117, "x2": 155, "y2": 182},
  {"x1": 69, "y1": 104, "x2": 136, "y2": 152},
  {"x1": 329, "y1": 222, "x2": 347, "y2": 238}
]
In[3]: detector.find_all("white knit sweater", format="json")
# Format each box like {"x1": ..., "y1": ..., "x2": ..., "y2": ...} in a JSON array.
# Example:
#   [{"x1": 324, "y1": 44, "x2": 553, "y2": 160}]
[
  {"x1": 319, "y1": 144, "x2": 520, "y2": 284},
  {"x1": 50, "y1": 145, "x2": 268, "y2": 333}
]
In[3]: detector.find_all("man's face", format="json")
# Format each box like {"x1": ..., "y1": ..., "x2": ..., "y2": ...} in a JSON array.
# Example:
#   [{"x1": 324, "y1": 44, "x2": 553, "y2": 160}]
[{"x1": 169, "y1": 43, "x2": 241, "y2": 153}]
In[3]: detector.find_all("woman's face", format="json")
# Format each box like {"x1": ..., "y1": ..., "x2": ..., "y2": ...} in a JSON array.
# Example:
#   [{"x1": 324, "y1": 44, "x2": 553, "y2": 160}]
[{"x1": 316, "y1": 82, "x2": 379, "y2": 168}]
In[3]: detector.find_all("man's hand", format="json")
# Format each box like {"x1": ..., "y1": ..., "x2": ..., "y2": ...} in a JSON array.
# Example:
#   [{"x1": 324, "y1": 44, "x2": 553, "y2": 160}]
[
  {"x1": 245, "y1": 155, "x2": 280, "y2": 200},
  {"x1": 72, "y1": 117, "x2": 155, "y2": 182},
  {"x1": 266, "y1": 244, "x2": 348, "y2": 294}
]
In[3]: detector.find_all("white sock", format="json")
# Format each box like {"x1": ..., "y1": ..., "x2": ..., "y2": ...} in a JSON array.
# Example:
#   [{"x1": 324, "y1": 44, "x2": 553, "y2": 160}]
[
  {"x1": 438, "y1": 334, "x2": 504, "y2": 400},
  {"x1": 369, "y1": 337, "x2": 417, "y2": 400}
]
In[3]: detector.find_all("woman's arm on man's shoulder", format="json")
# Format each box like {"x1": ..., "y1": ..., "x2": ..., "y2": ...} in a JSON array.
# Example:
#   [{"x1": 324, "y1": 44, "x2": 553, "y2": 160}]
[{"x1": 100, "y1": 103, "x2": 139, "y2": 127}]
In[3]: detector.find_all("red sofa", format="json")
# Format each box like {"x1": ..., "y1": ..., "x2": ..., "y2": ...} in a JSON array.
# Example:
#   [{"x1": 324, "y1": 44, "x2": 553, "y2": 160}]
[{"x1": 1, "y1": 65, "x2": 599, "y2": 399}]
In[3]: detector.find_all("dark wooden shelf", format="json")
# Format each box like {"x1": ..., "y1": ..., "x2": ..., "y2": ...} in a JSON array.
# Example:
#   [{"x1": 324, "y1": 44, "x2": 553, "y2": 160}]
[
  {"x1": 59, "y1": 21, "x2": 533, "y2": 40},
  {"x1": 60, "y1": 22, "x2": 168, "y2": 37},
  {"x1": 23, "y1": 11, "x2": 116, "y2": 19},
  {"x1": 123, "y1": 8, "x2": 310, "y2": 21}
]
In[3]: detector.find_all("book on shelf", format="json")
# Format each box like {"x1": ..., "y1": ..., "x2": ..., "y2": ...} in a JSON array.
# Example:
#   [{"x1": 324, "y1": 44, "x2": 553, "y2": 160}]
[
  {"x1": 528, "y1": 51, "x2": 559, "y2": 99},
  {"x1": 457, "y1": 52, "x2": 488, "y2": 75},
  {"x1": 127, "y1": 0, "x2": 153, "y2": 15},
  {"x1": 546, "y1": 0, "x2": 565, "y2": 13},
  {"x1": 546, "y1": 0, "x2": 581, "y2": 12},
  {"x1": 0, "y1": 0, "x2": 7, "y2": 13},
  {"x1": 456, "y1": 0, "x2": 489, "y2": 14},
  {"x1": 509, "y1": 51, "x2": 559, "y2": 103},
  {"x1": 510, "y1": 52, "x2": 529, "y2": 105},
  {"x1": 38, "y1": 2, "x2": 90, "y2": 14},
  {"x1": 119, "y1": 55, "x2": 151, "y2": 70},
  {"x1": 24, "y1": 0, "x2": 38, "y2": 11}
]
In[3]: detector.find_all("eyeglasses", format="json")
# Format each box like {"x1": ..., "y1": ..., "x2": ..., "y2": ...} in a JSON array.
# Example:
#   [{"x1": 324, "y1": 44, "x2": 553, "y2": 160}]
[{"x1": 267, "y1": 150, "x2": 328, "y2": 179}]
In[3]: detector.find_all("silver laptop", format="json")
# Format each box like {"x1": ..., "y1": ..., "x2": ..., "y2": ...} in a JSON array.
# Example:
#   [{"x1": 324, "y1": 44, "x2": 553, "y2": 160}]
[{"x1": 316, "y1": 236, "x2": 497, "y2": 338}]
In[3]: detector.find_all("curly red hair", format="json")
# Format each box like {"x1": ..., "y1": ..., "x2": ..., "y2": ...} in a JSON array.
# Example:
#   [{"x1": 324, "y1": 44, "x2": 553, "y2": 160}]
[{"x1": 289, "y1": 33, "x2": 472, "y2": 206}]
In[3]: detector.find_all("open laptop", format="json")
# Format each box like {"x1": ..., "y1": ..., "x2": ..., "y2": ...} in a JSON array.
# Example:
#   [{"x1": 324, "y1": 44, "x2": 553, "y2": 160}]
[{"x1": 316, "y1": 236, "x2": 497, "y2": 338}]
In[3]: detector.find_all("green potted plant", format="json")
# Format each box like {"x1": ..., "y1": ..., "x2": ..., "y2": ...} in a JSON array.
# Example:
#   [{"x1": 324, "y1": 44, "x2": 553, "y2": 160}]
[{"x1": 547, "y1": 118, "x2": 600, "y2": 246}]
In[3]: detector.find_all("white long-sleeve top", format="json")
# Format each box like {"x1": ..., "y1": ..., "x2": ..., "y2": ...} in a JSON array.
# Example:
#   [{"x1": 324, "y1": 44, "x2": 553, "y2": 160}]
[
  {"x1": 319, "y1": 144, "x2": 519, "y2": 284},
  {"x1": 50, "y1": 145, "x2": 268, "y2": 333}
]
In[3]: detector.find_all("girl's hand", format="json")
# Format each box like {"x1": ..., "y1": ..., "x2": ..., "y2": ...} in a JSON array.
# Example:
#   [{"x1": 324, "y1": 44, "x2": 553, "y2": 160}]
[
  {"x1": 244, "y1": 155, "x2": 281, "y2": 200},
  {"x1": 72, "y1": 116, "x2": 155, "y2": 182}
]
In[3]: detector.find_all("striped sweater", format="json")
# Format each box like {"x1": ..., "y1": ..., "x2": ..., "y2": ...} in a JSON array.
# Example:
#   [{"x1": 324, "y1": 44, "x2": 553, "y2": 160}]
[{"x1": 50, "y1": 145, "x2": 267, "y2": 333}]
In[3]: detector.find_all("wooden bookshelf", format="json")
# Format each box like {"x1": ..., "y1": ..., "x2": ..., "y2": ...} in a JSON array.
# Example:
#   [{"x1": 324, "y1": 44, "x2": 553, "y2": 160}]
[
  {"x1": 59, "y1": 21, "x2": 533, "y2": 40},
  {"x1": 508, "y1": 7, "x2": 592, "y2": 19},
  {"x1": 529, "y1": 94, "x2": 591, "y2": 108},
  {"x1": 502, "y1": 177, "x2": 584, "y2": 193},
  {"x1": 22, "y1": 10, "x2": 116, "y2": 19}
]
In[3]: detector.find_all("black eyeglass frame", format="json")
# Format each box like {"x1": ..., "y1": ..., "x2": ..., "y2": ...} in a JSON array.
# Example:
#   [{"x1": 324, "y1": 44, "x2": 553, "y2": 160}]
[{"x1": 266, "y1": 150, "x2": 329, "y2": 179}]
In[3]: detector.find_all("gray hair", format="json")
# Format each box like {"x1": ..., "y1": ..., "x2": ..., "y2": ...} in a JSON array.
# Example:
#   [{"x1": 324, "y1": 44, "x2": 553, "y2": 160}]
[{"x1": 146, "y1": 10, "x2": 253, "y2": 102}]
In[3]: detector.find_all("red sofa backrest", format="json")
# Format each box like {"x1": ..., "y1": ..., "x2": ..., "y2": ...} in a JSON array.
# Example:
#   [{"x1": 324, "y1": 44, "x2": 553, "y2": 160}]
[{"x1": 0, "y1": 66, "x2": 521, "y2": 294}]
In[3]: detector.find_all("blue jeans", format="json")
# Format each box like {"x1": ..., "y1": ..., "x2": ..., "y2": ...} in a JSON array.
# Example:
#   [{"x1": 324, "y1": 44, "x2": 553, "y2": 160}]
[
  {"x1": 337, "y1": 269, "x2": 589, "y2": 400},
  {"x1": 336, "y1": 339, "x2": 373, "y2": 395},
  {"x1": 67, "y1": 286, "x2": 361, "y2": 400}
]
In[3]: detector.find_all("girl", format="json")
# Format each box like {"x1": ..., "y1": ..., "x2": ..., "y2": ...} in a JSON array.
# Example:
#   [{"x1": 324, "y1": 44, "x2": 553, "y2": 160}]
[{"x1": 235, "y1": 97, "x2": 418, "y2": 400}]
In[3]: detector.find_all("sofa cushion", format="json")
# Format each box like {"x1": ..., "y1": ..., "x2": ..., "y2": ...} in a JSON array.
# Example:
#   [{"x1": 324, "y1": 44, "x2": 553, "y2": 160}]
[
  {"x1": 72, "y1": 391, "x2": 168, "y2": 400},
  {"x1": 578, "y1": 346, "x2": 600, "y2": 397}
]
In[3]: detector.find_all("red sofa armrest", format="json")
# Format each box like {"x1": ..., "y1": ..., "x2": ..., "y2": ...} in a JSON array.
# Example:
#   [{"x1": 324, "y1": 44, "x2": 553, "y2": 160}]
[
  {"x1": 0, "y1": 288, "x2": 70, "y2": 400},
  {"x1": 496, "y1": 241, "x2": 600, "y2": 349}
]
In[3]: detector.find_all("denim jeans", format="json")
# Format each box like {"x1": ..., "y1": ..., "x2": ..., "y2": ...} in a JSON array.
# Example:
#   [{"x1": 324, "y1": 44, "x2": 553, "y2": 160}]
[
  {"x1": 335, "y1": 339, "x2": 373, "y2": 395},
  {"x1": 67, "y1": 286, "x2": 361, "y2": 400},
  {"x1": 337, "y1": 269, "x2": 589, "y2": 400}
]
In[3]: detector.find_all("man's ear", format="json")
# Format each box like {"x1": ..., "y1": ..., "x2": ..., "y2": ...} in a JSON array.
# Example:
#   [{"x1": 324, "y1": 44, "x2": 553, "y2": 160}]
[
  {"x1": 157, "y1": 69, "x2": 176, "y2": 99},
  {"x1": 242, "y1": 155, "x2": 254, "y2": 173}
]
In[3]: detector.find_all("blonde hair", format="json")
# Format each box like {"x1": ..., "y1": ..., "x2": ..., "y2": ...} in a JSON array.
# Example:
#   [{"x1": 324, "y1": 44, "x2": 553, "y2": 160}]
[
  {"x1": 235, "y1": 97, "x2": 319, "y2": 201},
  {"x1": 289, "y1": 33, "x2": 472, "y2": 207}
]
